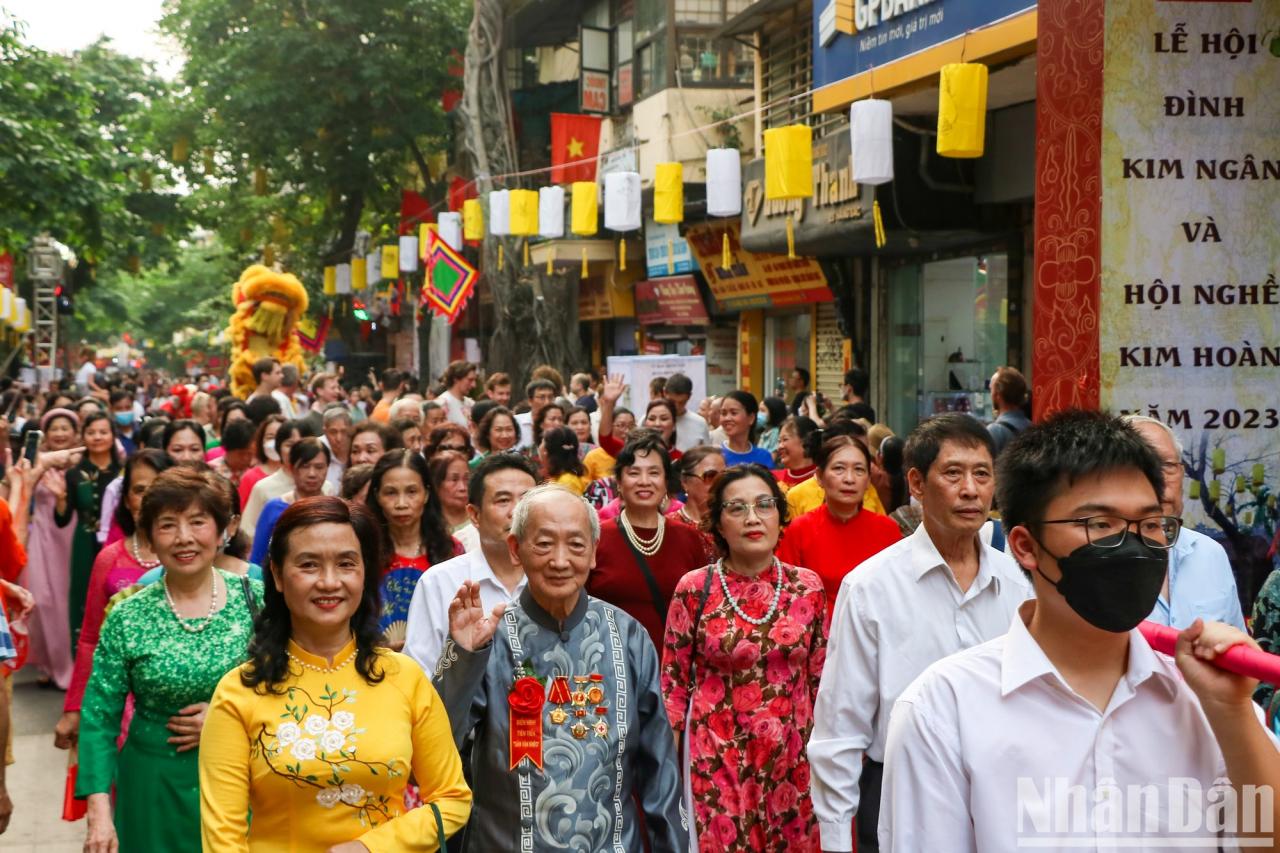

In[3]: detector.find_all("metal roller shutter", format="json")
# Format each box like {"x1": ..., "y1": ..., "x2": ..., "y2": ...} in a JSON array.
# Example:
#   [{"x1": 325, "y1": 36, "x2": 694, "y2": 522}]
[{"x1": 813, "y1": 301, "x2": 845, "y2": 401}]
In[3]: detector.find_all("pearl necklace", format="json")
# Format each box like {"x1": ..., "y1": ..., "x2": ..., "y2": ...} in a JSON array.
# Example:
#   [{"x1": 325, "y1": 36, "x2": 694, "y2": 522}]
[
  {"x1": 129, "y1": 535, "x2": 161, "y2": 570},
  {"x1": 716, "y1": 558, "x2": 783, "y2": 626},
  {"x1": 163, "y1": 572, "x2": 219, "y2": 633},
  {"x1": 288, "y1": 646, "x2": 357, "y2": 674},
  {"x1": 619, "y1": 509, "x2": 665, "y2": 557}
]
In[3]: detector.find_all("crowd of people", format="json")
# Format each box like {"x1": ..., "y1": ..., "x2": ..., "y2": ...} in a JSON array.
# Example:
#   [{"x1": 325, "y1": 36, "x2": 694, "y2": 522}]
[{"x1": 0, "y1": 353, "x2": 1273, "y2": 851}]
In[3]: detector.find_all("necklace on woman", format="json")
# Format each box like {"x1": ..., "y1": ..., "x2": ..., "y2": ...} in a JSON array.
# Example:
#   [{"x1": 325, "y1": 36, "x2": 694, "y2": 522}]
[
  {"x1": 163, "y1": 571, "x2": 219, "y2": 633},
  {"x1": 619, "y1": 509, "x2": 665, "y2": 556},
  {"x1": 677, "y1": 507, "x2": 699, "y2": 527},
  {"x1": 715, "y1": 557, "x2": 783, "y2": 626},
  {"x1": 288, "y1": 644, "x2": 357, "y2": 674},
  {"x1": 129, "y1": 534, "x2": 161, "y2": 570}
]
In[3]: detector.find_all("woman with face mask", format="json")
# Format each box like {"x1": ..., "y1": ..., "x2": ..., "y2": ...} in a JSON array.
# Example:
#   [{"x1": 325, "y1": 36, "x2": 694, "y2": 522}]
[
  {"x1": 242, "y1": 420, "x2": 315, "y2": 543},
  {"x1": 198, "y1": 498, "x2": 472, "y2": 851},
  {"x1": 756, "y1": 396, "x2": 788, "y2": 454},
  {"x1": 237, "y1": 415, "x2": 285, "y2": 515},
  {"x1": 22, "y1": 409, "x2": 83, "y2": 689},
  {"x1": 367, "y1": 449, "x2": 460, "y2": 650},
  {"x1": 248, "y1": 439, "x2": 332, "y2": 569},
  {"x1": 54, "y1": 411, "x2": 122, "y2": 652},
  {"x1": 56, "y1": 450, "x2": 176, "y2": 751},
  {"x1": 77, "y1": 467, "x2": 262, "y2": 852}
]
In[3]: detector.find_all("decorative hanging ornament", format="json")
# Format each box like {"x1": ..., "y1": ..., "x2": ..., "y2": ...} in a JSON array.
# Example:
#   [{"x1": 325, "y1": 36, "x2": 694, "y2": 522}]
[
  {"x1": 463, "y1": 199, "x2": 484, "y2": 242},
  {"x1": 539, "y1": 186, "x2": 565, "y2": 274},
  {"x1": 653, "y1": 162, "x2": 684, "y2": 273},
  {"x1": 850, "y1": 98, "x2": 894, "y2": 185},
  {"x1": 489, "y1": 190, "x2": 511, "y2": 270},
  {"x1": 399, "y1": 236, "x2": 419, "y2": 273},
  {"x1": 937, "y1": 63, "x2": 988, "y2": 159},
  {"x1": 508, "y1": 189, "x2": 539, "y2": 267},
  {"x1": 365, "y1": 251, "x2": 380, "y2": 288},
  {"x1": 603, "y1": 172, "x2": 640, "y2": 271},
  {"x1": 351, "y1": 255, "x2": 367, "y2": 291},
  {"x1": 380, "y1": 245, "x2": 399, "y2": 279},
  {"x1": 335, "y1": 263, "x2": 352, "y2": 295},
  {"x1": 706, "y1": 148, "x2": 742, "y2": 269},
  {"x1": 437, "y1": 212, "x2": 463, "y2": 252},
  {"x1": 764, "y1": 125, "x2": 813, "y2": 259},
  {"x1": 571, "y1": 182, "x2": 598, "y2": 277},
  {"x1": 323, "y1": 265, "x2": 337, "y2": 296},
  {"x1": 418, "y1": 224, "x2": 435, "y2": 260}
]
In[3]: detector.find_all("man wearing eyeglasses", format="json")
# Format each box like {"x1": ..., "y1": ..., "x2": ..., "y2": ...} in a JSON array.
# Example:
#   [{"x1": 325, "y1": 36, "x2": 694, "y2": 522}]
[
  {"x1": 1123, "y1": 414, "x2": 1245, "y2": 631},
  {"x1": 809, "y1": 413, "x2": 1032, "y2": 852},
  {"x1": 878, "y1": 410, "x2": 1278, "y2": 852}
]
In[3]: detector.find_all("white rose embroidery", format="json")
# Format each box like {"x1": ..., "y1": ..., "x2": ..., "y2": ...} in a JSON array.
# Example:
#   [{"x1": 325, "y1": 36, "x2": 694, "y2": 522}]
[
  {"x1": 331, "y1": 711, "x2": 355, "y2": 731},
  {"x1": 338, "y1": 783, "x2": 366, "y2": 805},
  {"x1": 290, "y1": 738, "x2": 318, "y2": 761},
  {"x1": 303, "y1": 714, "x2": 329, "y2": 736},
  {"x1": 315, "y1": 787, "x2": 342, "y2": 809},
  {"x1": 320, "y1": 730, "x2": 346, "y2": 753},
  {"x1": 276, "y1": 722, "x2": 301, "y2": 746}
]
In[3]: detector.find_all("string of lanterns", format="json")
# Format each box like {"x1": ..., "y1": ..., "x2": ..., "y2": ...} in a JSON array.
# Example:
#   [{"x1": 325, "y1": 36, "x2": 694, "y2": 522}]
[{"x1": 317, "y1": 59, "x2": 989, "y2": 290}]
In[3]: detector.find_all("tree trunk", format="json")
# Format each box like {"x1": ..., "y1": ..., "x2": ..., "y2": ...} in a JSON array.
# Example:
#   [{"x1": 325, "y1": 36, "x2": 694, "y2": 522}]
[{"x1": 459, "y1": 0, "x2": 585, "y2": 392}]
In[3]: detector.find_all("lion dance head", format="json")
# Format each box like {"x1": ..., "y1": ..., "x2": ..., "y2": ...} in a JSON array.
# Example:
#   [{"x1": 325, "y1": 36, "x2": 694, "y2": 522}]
[{"x1": 227, "y1": 265, "x2": 310, "y2": 399}]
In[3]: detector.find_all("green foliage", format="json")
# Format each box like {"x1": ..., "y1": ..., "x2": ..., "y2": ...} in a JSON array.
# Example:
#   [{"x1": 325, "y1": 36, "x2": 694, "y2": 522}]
[
  {"x1": 0, "y1": 14, "x2": 187, "y2": 270},
  {"x1": 160, "y1": 0, "x2": 469, "y2": 280}
]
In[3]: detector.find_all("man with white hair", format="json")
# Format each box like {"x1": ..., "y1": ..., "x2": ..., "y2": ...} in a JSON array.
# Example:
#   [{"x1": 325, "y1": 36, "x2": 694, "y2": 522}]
[
  {"x1": 433, "y1": 484, "x2": 687, "y2": 853},
  {"x1": 389, "y1": 395, "x2": 424, "y2": 424},
  {"x1": 1123, "y1": 414, "x2": 1245, "y2": 629}
]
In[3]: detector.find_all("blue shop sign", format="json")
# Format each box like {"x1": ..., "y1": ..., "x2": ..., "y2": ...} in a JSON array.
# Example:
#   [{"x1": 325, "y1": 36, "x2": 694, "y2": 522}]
[{"x1": 814, "y1": 0, "x2": 1035, "y2": 91}]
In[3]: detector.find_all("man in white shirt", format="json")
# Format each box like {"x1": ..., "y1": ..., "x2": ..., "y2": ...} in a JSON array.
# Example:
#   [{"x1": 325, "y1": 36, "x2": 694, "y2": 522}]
[
  {"x1": 809, "y1": 413, "x2": 1032, "y2": 852},
  {"x1": 515, "y1": 378, "x2": 557, "y2": 449},
  {"x1": 246, "y1": 357, "x2": 295, "y2": 416},
  {"x1": 664, "y1": 372, "x2": 710, "y2": 452},
  {"x1": 404, "y1": 453, "x2": 538, "y2": 674},
  {"x1": 879, "y1": 410, "x2": 1280, "y2": 852},
  {"x1": 319, "y1": 405, "x2": 351, "y2": 494},
  {"x1": 435, "y1": 360, "x2": 477, "y2": 428}
]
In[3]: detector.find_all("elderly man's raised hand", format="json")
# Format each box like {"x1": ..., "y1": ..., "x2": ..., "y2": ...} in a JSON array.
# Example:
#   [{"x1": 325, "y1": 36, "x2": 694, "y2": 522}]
[{"x1": 448, "y1": 580, "x2": 506, "y2": 652}]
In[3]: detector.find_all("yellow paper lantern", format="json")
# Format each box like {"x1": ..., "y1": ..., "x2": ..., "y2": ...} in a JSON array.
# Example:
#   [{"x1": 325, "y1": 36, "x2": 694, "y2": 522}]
[
  {"x1": 351, "y1": 255, "x2": 367, "y2": 290},
  {"x1": 323, "y1": 265, "x2": 337, "y2": 295},
  {"x1": 463, "y1": 199, "x2": 484, "y2": 241},
  {"x1": 380, "y1": 245, "x2": 399, "y2": 279},
  {"x1": 936, "y1": 63, "x2": 989, "y2": 158},
  {"x1": 571, "y1": 183, "x2": 598, "y2": 236},
  {"x1": 509, "y1": 190, "x2": 539, "y2": 236},
  {"x1": 254, "y1": 166, "x2": 269, "y2": 195},
  {"x1": 419, "y1": 224, "x2": 438, "y2": 258},
  {"x1": 654, "y1": 163, "x2": 684, "y2": 225},
  {"x1": 764, "y1": 125, "x2": 812, "y2": 257}
]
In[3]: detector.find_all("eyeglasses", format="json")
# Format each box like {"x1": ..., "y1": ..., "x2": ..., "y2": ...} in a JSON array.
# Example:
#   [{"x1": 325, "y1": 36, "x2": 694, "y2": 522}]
[
  {"x1": 1039, "y1": 515, "x2": 1182, "y2": 549},
  {"x1": 682, "y1": 469, "x2": 721, "y2": 484},
  {"x1": 722, "y1": 497, "x2": 781, "y2": 519}
]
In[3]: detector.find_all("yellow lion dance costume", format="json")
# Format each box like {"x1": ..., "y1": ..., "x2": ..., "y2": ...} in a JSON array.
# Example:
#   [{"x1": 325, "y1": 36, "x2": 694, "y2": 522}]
[{"x1": 227, "y1": 265, "x2": 310, "y2": 399}]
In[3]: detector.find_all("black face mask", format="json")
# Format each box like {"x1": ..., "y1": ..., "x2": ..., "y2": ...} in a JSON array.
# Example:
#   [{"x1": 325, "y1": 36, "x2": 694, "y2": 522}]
[{"x1": 1034, "y1": 532, "x2": 1169, "y2": 633}]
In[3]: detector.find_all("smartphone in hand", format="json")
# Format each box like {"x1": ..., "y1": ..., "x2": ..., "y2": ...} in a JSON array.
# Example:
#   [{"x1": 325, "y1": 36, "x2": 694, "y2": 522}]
[{"x1": 23, "y1": 429, "x2": 42, "y2": 465}]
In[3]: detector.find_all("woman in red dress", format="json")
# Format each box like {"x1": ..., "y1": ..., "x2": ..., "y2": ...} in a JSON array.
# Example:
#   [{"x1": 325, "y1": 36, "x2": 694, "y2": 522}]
[
  {"x1": 663, "y1": 464, "x2": 827, "y2": 853},
  {"x1": 774, "y1": 416, "x2": 820, "y2": 491},
  {"x1": 776, "y1": 434, "x2": 902, "y2": 616}
]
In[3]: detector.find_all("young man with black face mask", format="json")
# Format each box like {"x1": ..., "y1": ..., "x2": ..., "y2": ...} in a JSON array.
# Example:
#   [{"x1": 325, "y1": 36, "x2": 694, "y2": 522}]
[{"x1": 879, "y1": 410, "x2": 1280, "y2": 852}]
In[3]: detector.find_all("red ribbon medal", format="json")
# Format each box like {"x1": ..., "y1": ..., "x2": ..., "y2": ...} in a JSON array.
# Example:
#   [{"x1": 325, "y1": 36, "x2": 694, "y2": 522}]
[{"x1": 508, "y1": 676, "x2": 546, "y2": 769}]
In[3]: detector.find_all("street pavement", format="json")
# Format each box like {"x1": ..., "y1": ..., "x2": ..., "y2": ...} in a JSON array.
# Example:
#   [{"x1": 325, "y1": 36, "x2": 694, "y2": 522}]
[{"x1": 2, "y1": 669, "x2": 83, "y2": 851}]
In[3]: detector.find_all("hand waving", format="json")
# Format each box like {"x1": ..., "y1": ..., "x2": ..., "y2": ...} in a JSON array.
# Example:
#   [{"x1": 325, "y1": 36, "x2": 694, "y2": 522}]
[
  {"x1": 601, "y1": 373, "x2": 628, "y2": 405},
  {"x1": 448, "y1": 580, "x2": 506, "y2": 652}
]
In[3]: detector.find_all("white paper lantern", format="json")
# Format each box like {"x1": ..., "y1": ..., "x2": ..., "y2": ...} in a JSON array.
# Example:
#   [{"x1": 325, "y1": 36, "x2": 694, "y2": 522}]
[
  {"x1": 489, "y1": 189, "x2": 511, "y2": 236},
  {"x1": 437, "y1": 212, "x2": 463, "y2": 251},
  {"x1": 335, "y1": 263, "x2": 352, "y2": 295},
  {"x1": 706, "y1": 148, "x2": 742, "y2": 217},
  {"x1": 365, "y1": 251, "x2": 380, "y2": 288},
  {"x1": 603, "y1": 172, "x2": 641, "y2": 232},
  {"x1": 0, "y1": 289, "x2": 11, "y2": 325},
  {"x1": 538, "y1": 186, "x2": 565, "y2": 238},
  {"x1": 14, "y1": 297, "x2": 27, "y2": 332},
  {"x1": 850, "y1": 98, "x2": 894, "y2": 185},
  {"x1": 398, "y1": 236, "x2": 419, "y2": 272}
]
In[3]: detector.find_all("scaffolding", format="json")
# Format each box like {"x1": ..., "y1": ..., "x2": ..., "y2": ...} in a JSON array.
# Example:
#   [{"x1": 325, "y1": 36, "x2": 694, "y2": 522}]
[{"x1": 27, "y1": 236, "x2": 62, "y2": 385}]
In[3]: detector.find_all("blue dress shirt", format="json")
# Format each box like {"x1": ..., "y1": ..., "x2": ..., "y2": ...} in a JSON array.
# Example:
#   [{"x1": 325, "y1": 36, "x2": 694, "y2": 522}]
[{"x1": 1147, "y1": 526, "x2": 1245, "y2": 630}]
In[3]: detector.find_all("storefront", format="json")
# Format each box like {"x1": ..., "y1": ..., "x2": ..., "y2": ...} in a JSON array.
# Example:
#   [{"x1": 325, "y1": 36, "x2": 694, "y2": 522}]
[{"x1": 804, "y1": 0, "x2": 1037, "y2": 432}]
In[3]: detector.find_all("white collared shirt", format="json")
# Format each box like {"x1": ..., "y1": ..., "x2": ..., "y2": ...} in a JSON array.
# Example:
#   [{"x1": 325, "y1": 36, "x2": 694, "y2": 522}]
[
  {"x1": 808, "y1": 521, "x2": 1033, "y2": 851},
  {"x1": 403, "y1": 548, "x2": 526, "y2": 676},
  {"x1": 879, "y1": 600, "x2": 1277, "y2": 853}
]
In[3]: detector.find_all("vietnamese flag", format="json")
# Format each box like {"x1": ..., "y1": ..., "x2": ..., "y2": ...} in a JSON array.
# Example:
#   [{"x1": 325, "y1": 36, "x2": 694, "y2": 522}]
[{"x1": 550, "y1": 113, "x2": 603, "y2": 184}]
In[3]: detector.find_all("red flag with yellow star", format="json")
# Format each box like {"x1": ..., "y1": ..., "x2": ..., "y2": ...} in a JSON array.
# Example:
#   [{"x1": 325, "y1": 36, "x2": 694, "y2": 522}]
[{"x1": 550, "y1": 113, "x2": 603, "y2": 184}]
